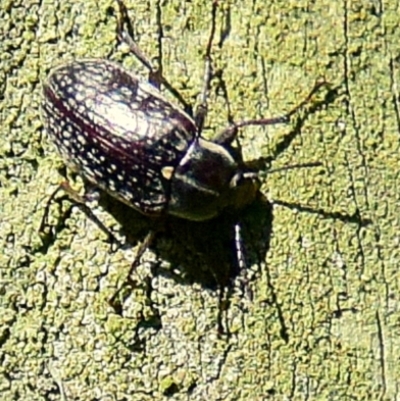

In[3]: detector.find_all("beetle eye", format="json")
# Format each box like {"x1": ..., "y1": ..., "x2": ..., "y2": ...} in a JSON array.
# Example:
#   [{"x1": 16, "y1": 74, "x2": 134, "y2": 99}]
[
  {"x1": 229, "y1": 172, "x2": 258, "y2": 188},
  {"x1": 229, "y1": 172, "x2": 242, "y2": 188},
  {"x1": 242, "y1": 172, "x2": 259, "y2": 181}
]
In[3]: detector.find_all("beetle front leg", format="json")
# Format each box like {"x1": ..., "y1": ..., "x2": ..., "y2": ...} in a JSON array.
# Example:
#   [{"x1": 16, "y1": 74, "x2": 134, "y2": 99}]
[
  {"x1": 214, "y1": 79, "x2": 330, "y2": 146},
  {"x1": 115, "y1": 0, "x2": 193, "y2": 116}
]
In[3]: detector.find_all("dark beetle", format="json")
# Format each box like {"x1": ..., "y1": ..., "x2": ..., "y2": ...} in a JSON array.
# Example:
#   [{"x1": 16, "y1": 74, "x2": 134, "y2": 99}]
[
  {"x1": 42, "y1": 59, "x2": 260, "y2": 222},
  {"x1": 41, "y1": 0, "x2": 327, "y2": 286}
]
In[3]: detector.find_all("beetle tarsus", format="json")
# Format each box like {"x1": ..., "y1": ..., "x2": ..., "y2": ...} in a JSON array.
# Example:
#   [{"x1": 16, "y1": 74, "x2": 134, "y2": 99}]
[
  {"x1": 194, "y1": 1, "x2": 219, "y2": 133},
  {"x1": 115, "y1": 0, "x2": 193, "y2": 115}
]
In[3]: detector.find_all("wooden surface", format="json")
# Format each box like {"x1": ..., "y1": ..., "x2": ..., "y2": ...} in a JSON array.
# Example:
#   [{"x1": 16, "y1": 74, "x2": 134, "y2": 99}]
[{"x1": 0, "y1": 0, "x2": 399, "y2": 400}]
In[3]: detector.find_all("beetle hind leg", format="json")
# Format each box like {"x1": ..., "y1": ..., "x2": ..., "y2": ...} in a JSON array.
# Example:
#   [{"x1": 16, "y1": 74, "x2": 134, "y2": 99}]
[
  {"x1": 194, "y1": 1, "x2": 219, "y2": 133},
  {"x1": 115, "y1": 0, "x2": 193, "y2": 116},
  {"x1": 39, "y1": 181, "x2": 123, "y2": 251}
]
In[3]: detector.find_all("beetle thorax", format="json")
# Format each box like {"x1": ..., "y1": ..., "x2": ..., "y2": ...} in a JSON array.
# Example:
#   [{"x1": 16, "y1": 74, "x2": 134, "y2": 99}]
[{"x1": 167, "y1": 138, "x2": 260, "y2": 221}]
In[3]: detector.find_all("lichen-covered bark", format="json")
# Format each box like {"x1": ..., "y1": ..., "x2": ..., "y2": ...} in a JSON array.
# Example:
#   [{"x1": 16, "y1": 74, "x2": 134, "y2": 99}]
[{"x1": 1, "y1": 0, "x2": 399, "y2": 400}]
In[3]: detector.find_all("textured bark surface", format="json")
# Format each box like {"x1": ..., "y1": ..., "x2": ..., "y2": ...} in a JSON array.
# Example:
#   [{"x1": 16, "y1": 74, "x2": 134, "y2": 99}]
[{"x1": 1, "y1": 0, "x2": 398, "y2": 400}]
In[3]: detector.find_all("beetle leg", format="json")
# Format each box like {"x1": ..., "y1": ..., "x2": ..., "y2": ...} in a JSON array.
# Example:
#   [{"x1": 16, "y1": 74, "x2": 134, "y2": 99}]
[
  {"x1": 39, "y1": 182, "x2": 122, "y2": 250},
  {"x1": 214, "y1": 79, "x2": 330, "y2": 146},
  {"x1": 109, "y1": 230, "x2": 156, "y2": 314},
  {"x1": 234, "y1": 223, "x2": 249, "y2": 286},
  {"x1": 194, "y1": 1, "x2": 219, "y2": 133},
  {"x1": 215, "y1": 222, "x2": 251, "y2": 336},
  {"x1": 115, "y1": 0, "x2": 193, "y2": 116},
  {"x1": 212, "y1": 69, "x2": 238, "y2": 141},
  {"x1": 46, "y1": 363, "x2": 68, "y2": 401}
]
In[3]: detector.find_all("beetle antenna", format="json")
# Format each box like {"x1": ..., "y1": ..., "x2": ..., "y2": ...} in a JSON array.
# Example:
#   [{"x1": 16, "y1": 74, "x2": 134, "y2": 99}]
[
  {"x1": 264, "y1": 161, "x2": 322, "y2": 175},
  {"x1": 241, "y1": 161, "x2": 322, "y2": 181}
]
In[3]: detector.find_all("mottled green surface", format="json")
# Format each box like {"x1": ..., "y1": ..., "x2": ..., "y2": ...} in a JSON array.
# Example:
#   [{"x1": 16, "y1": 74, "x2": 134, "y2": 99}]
[{"x1": 1, "y1": 0, "x2": 399, "y2": 400}]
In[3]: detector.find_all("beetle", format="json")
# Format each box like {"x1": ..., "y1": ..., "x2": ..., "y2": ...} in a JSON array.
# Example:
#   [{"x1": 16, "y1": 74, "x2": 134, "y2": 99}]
[
  {"x1": 41, "y1": 0, "x2": 328, "y2": 305},
  {"x1": 42, "y1": 57, "x2": 261, "y2": 222}
]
